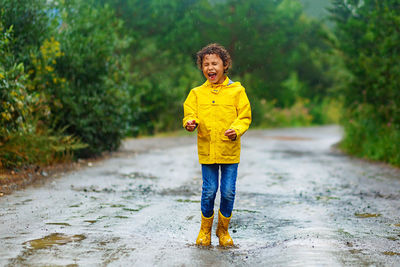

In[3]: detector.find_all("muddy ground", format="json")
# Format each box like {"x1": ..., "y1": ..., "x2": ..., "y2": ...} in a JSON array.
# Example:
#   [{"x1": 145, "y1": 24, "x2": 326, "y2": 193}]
[{"x1": 0, "y1": 125, "x2": 399, "y2": 266}]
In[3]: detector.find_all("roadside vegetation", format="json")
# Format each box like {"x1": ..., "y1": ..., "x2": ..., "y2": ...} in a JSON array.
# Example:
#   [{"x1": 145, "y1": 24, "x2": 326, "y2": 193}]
[
  {"x1": 330, "y1": 0, "x2": 400, "y2": 166},
  {"x1": 0, "y1": 0, "x2": 399, "y2": 169}
]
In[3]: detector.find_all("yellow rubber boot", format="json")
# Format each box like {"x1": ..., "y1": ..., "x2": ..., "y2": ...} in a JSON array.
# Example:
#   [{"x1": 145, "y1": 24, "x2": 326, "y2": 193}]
[
  {"x1": 216, "y1": 210, "x2": 234, "y2": 247},
  {"x1": 196, "y1": 212, "x2": 214, "y2": 246}
]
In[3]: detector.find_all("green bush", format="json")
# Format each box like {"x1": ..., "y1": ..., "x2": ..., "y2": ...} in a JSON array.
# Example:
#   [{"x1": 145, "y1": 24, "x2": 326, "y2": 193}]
[
  {"x1": 0, "y1": 21, "x2": 85, "y2": 169},
  {"x1": 253, "y1": 98, "x2": 313, "y2": 128},
  {"x1": 0, "y1": 0, "x2": 51, "y2": 66},
  {"x1": 0, "y1": 127, "x2": 87, "y2": 169},
  {"x1": 340, "y1": 104, "x2": 400, "y2": 165},
  {"x1": 44, "y1": 0, "x2": 133, "y2": 156},
  {"x1": 1, "y1": 0, "x2": 138, "y2": 166},
  {"x1": 0, "y1": 24, "x2": 32, "y2": 137},
  {"x1": 331, "y1": 0, "x2": 400, "y2": 166}
]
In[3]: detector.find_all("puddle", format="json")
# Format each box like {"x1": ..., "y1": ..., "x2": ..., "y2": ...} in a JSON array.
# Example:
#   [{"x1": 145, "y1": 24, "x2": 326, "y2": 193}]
[
  {"x1": 121, "y1": 172, "x2": 157, "y2": 179},
  {"x1": 84, "y1": 220, "x2": 97, "y2": 224},
  {"x1": 269, "y1": 150, "x2": 316, "y2": 158},
  {"x1": 349, "y1": 249, "x2": 363, "y2": 254},
  {"x1": 316, "y1": 196, "x2": 340, "y2": 201},
  {"x1": 354, "y1": 213, "x2": 381, "y2": 218},
  {"x1": 123, "y1": 208, "x2": 140, "y2": 212},
  {"x1": 110, "y1": 204, "x2": 126, "y2": 208},
  {"x1": 24, "y1": 233, "x2": 86, "y2": 249},
  {"x1": 337, "y1": 229, "x2": 354, "y2": 237},
  {"x1": 45, "y1": 222, "x2": 71, "y2": 226},
  {"x1": 16, "y1": 199, "x2": 33, "y2": 205},
  {"x1": 383, "y1": 251, "x2": 400, "y2": 256},
  {"x1": 264, "y1": 136, "x2": 314, "y2": 141},
  {"x1": 176, "y1": 199, "x2": 200, "y2": 203},
  {"x1": 122, "y1": 204, "x2": 149, "y2": 212},
  {"x1": 114, "y1": 215, "x2": 129, "y2": 219},
  {"x1": 71, "y1": 185, "x2": 116, "y2": 193},
  {"x1": 159, "y1": 185, "x2": 198, "y2": 197},
  {"x1": 233, "y1": 209, "x2": 259, "y2": 213},
  {"x1": 69, "y1": 203, "x2": 82, "y2": 208}
]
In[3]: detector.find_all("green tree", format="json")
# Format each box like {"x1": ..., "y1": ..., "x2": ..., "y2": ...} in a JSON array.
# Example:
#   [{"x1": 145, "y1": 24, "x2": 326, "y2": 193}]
[
  {"x1": 330, "y1": 0, "x2": 400, "y2": 165},
  {"x1": 0, "y1": 19, "x2": 85, "y2": 169},
  {"x1": 98, "y1": 0, "x2": 338, "y2": 128},
  {"x1": 0, "y1": 0, "x2": 51, "y2": 66},
  {"x1": 47, "y1": 0, "x2": 133, "y2": 156}
]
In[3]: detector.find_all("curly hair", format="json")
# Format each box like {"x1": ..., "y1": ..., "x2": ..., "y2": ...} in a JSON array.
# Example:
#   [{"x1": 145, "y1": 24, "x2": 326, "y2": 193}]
[{"x1": 196, "y1": 43, "x2": 232, "y2": 73}]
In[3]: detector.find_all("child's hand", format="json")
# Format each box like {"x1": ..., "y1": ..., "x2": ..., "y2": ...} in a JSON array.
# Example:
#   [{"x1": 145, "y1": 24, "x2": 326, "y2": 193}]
[
  {"x1": 225, "y1": 129, "x2": 237, "y2": 140},
  {"x1": 185, "y1": 120, "x2": 197, "y2": 132}
]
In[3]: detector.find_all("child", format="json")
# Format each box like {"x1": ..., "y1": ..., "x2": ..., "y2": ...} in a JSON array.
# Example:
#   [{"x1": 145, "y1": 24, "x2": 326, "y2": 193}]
[{"x1": 183, "y1": 43, "x2": 251, "y2": 247}]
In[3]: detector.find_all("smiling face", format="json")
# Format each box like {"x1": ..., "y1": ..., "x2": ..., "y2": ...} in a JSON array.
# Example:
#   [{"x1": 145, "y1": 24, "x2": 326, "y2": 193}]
[{"x1": 202, "y1": 54, "x2": 227, "y2": 84}]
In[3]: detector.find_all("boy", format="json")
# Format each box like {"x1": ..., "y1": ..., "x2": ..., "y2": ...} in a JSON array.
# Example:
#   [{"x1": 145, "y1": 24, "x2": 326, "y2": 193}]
[{"x1": 183, "y1": 43, "x2": 251, "y2": 247}]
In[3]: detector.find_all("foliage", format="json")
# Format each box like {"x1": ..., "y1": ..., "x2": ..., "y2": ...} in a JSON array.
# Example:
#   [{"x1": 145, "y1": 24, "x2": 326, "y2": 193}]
[
  {"x1": 0, "y1": 127, "x2": 87, "y2": 169},
  {"x1": 37, "y1": 0, "x2": 134, "y2": 157},
  {"x1": 330, "y1": 0, "x2": 400, "y2": 166},
  {"x1": 128, "y1": 40, "x2": 202, "y2": 135},
  {"x1": 98, "y1": 0, "x2": 340, "y2": 130},
  {"x1": 340, "y1": 104, "x2": 400, "y2": 165},
  {"x1": 253, "y1": 98, "x2": 313, "y2": 128},
  {"x1": 0, "y1": 24, "x2": 33, "y2": 137},
  {"x1": 0, "y1": 0, "x2": 51, "y2": 66},
  {"x1": 0, "y1": 20, "x2": 85, "y2": 169},
  {"x1": 1, "y1": 0, "x2": 348, "y2": 169}
]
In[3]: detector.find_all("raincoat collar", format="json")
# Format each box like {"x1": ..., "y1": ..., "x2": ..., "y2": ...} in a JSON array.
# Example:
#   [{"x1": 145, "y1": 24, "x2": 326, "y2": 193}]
[{"x1": 204, "y1": 76, "x2": 231, "y2": 94}]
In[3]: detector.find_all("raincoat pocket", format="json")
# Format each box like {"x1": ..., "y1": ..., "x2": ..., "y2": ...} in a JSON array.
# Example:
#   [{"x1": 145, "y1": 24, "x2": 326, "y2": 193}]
[
  {"x1": 198, "y1": 135, "x2": 210, "y2": 156},
  {"x1": 220, "y1": 135, "x2": 240, "y2": 156}
]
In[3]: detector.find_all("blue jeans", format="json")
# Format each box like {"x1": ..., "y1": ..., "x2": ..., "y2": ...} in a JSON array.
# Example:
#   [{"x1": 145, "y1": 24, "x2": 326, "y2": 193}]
[{"x1": 201, "y1": 163, "x2": 238, "y2": 218}]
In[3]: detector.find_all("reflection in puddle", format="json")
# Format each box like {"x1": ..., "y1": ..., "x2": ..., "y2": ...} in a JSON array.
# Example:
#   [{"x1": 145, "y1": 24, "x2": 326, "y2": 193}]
[
  {"x1": 121, "y1": 171, "x2": 157, "y2": 180},
  {"x1": 233, "y1": 209, "x2": 259, "y2": 213},
  {"x1": 176, "y1": 199, "x2": 200, "y2": 203},
  {"x1": 264, "y1": 136, "x2": 314, "y2": 141},
  {"x1": 383, "y1": 251, "x2": 400, "y2": 256},
  {"x1": 315, "y1": 196, "x2": 340, "y2": 201},
  {"x1": 110, "y1": 204, "x2": 125, "y2": 208},
  {"x1": 15, "y1": 199, "x2": 33, "y2": 205},
  {"x1": 349, "y1": 249, "x2": 363, "y2": 254},
  {"x1": 114, "y1": 215, "x2": 129, "y2": 219},
  {"x1": 46, "y1": 222, "x2": 71, "y2": 226},
  {"x1": 354, "y1": 213, "x2": 381, "y2": 218},
  {"x1": 25, "y1": 233, "x2": 86, "y2": 249},
  {"x1": 69, "y1": 203, "x2": 82, "y2": 208},
  {"x1": 84, "y1": 220, "x2": 97, "y2": 224}
]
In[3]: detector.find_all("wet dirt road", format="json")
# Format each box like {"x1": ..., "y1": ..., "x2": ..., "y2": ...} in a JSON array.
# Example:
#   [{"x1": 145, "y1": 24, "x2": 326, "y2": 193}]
[{"x1": 1, "y1": 125, "x2": 400, "y2": 266}]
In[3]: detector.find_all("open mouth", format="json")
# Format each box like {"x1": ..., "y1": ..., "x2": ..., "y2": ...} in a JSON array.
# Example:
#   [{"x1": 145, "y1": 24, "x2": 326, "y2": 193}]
[{"x1": 208, "y1": 73, "x2": 217, "y2": 80}]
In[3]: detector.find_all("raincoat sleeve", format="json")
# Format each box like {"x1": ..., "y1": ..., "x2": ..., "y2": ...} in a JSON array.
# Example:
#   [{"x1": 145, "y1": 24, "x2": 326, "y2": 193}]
[
  {"x1": 230, "y1": 88, "x2": 251, "y2": 138},
  {"x1": 182, "y1": 90, "x2": 199, "y2": 128}
]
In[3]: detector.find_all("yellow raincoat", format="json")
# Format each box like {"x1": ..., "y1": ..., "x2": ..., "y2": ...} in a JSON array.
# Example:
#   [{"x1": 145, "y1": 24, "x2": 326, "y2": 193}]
[{"x1": 183, "y1": 77, "x2": 251, "y2": 164}]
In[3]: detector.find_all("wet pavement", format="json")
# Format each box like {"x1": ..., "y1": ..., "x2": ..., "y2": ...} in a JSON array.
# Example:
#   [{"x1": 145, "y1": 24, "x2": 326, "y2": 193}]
[{"x1": 1, "y1": 125, "x2": 399, "y2": 266}]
